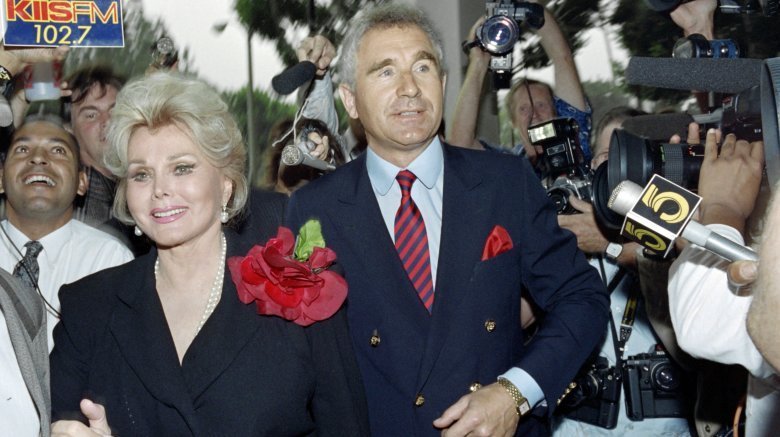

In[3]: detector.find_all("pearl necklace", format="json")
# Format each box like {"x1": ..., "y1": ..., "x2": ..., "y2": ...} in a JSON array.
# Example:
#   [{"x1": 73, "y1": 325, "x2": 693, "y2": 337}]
[{"x1": 155, "y1": 233, "x2": 227, "y2": 336}]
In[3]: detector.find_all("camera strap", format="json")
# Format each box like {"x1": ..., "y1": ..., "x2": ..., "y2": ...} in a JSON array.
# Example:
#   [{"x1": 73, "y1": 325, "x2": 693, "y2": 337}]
[{"x1": 597, "y1": 257, "x2": 639, "y2": 367}]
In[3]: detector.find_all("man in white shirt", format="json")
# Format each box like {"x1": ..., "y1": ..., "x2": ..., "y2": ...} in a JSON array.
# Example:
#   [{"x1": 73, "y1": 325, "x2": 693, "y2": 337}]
[
  {"x1": 668, "y1": 127, "x2": 779, "y2": 436},
  {"x1": 0, "y1": 114, "x2": 133, "y2": 349}
]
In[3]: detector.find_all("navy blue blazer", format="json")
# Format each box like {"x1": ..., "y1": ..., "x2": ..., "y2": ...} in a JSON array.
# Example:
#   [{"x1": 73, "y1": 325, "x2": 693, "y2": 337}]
[
  {"x1": 50, "y1": 189, "x2": 369, "y2": 436},
  {"x1": 287, "y1": 143, "x2": 609, "y2": 436}
]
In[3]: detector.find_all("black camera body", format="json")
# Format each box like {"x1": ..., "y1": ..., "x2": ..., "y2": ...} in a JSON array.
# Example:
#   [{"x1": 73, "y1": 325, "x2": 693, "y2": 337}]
[
  {"x1": 478, "y1": 1, "x2": 544, "y2": 88},
  {"x1": 546, "y1": 176, "x2": 592, "y2": 215},
  {"x1": 623, "y1": 349, "x2": 689, "y2": 421},
  {"x1": 560, "y1": 357, "x2": 621, "y2": 429},
  {"x1": 529, "y1": 117, "x2": 583, "y2": 173}
]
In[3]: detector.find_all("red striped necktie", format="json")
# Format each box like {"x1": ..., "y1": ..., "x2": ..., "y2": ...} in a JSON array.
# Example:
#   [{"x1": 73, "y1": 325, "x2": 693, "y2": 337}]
[{"x1": 394, "y1": 170, "x2": 434, "y2": 313}]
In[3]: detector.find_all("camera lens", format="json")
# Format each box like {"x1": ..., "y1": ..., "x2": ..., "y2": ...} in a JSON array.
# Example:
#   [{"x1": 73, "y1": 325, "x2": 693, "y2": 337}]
[
  {"x1": 479, "y1": 15, "x2": 520, "y2": 55},
  {"x1": 547, "y1": 187, "x2": 577, "y2": 215},
  {"x1": 651, "y1": 362, "x2": 681, "y2": 392},
  {"x1": 607, "y1": 129, "x2": 704, "y2": 195}
]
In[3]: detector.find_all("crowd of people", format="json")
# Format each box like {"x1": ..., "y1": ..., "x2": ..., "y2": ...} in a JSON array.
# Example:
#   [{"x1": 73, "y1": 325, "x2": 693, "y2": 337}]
[{"x1": 0, "y1": 0, "x2": 778, "y2": 436}]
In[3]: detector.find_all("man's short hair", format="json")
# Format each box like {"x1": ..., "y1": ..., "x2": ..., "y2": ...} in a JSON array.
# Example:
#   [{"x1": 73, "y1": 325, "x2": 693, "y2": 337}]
[
  {"x1": 3, "y1": 114, "x2": 80, "y2": 165},
  {"x1": 338, "y1": 3, "x2": 446, "y2": 89},
  {"x1": 62, "y1": 64, "x2": 126, "y2": 121},
  {"x1": 506, "y1": 78, "x2": 555, "y2": 124}
]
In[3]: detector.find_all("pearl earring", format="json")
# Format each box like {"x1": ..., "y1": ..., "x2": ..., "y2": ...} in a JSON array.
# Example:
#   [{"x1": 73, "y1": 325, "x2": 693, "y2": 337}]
[
  {"x1": 134, "y1": 225, "x2": 143, "y2": 237},
  {"x1": 220, "y1": 203, "x2": 229, "y2": 224}
]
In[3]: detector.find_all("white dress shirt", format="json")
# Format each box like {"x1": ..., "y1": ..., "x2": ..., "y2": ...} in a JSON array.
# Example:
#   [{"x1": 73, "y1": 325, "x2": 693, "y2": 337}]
[
  {"x1": 0, "y1": 219, "x2": 134, "y2": 349},
  {"x1": 0, "y1": 310, "x2": 39, "y2": 436}
]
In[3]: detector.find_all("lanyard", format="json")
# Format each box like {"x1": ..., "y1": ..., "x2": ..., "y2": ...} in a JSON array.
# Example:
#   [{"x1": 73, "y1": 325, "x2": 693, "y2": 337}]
[{"x1": 597, "y1": 257, "x2": 639, "y2": 365}]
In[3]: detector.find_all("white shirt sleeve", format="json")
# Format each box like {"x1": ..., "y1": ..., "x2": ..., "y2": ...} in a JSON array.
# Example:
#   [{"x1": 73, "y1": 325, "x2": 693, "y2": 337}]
[{"x1": 668, "y1": 223, "x2": 775, "y2": 379}]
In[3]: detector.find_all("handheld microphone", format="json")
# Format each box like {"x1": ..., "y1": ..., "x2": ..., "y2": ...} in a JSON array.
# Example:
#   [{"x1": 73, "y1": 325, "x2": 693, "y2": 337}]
[
  {"x1": 608, "y1": 178, "x2": 758, "y2": 262},
  {"x1": 625, "y1": 57, "x2": 763, "y2": 94},
  {"x1": 281, "y1": 143, "x2": 336, "y2": 172},
  {"x1": 271, "y1": 61, "x2": 317, "y2": 95}
]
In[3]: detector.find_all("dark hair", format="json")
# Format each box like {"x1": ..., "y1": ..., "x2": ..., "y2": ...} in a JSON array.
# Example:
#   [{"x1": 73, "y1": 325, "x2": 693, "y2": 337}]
[
  {"x1": 62, "y1": 64, "x2": 126, "y2": 121},
  {"x1": 3, "y1": 114, "x2": 80, "y2": 165}
]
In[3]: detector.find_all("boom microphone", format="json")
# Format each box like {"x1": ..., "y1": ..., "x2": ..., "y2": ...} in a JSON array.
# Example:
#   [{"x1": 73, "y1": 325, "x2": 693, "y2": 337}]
[
  {"x1": 281, "y1": 144, "x2": 336, "y2": 172},
  {"x1": 271, "y1": 61, "x2": 317, "y2": 95},
  {"x1": 608, "y1": 180, "x2": 758, "y2": 262},
  {"x1": 625, "y1": 57, "x2": 763, "y2": 94}
]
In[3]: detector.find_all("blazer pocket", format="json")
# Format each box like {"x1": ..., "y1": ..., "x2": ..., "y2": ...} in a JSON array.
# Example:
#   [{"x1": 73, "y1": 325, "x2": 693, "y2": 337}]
[{"x1": 470, "y1": 247, "x2": 519, "y2": 282}]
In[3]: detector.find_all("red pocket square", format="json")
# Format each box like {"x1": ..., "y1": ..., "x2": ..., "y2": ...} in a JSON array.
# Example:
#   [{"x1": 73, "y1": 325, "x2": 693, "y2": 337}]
[{"x1": 481, "y1": 225, "x2": 513, "y2": 261}]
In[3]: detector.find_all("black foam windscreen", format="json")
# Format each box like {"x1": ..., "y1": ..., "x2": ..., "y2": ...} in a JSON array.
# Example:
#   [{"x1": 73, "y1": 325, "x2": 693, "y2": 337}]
[
  {"x1": 626, "y1": 57, "x2": 763, "y2": 94},
  {"x1": 271, "y1": 61, "x2": 317, "y2": 95},
  {"x1": 621, "y1": 113, "x2": 695, "y2": 141}
]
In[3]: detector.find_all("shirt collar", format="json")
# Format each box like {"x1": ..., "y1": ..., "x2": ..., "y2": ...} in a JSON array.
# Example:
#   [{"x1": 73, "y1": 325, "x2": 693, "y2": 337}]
[
  {"x1": 366, "y1": 137, "x2": 444, "y2": 196},
  {"x1": 2, "y1": 219, "x2": 73, "y2": 262}
]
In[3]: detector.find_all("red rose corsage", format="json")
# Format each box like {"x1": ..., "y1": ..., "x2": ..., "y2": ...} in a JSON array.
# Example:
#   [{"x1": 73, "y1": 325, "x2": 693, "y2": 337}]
[{"x1": 227, "y1": 220, "x2": 347, "y2": 327}]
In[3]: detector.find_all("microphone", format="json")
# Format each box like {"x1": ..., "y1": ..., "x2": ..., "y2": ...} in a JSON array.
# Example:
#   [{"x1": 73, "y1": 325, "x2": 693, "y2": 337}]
[
  {"x1": 625, "y1": 57, "x2": 763, "y2": 94},
  {"x1": 281, "y1": 143, "x2": 336, "y2": 172},
  {"x1": 271, "y1": 61, "x2": 317, "y2": 95},
  {"x1": 608, "y1": 178, "x2": 758, "y2": 262}
]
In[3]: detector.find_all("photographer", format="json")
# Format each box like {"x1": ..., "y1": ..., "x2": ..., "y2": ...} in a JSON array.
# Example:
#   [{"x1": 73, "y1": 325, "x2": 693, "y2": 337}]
[
  {"x1": 448, "y1": 1, "x2": 591, "y2": 166},
  {"x1": 553, "y1": 107, "x2": 692, "y2": 435}
]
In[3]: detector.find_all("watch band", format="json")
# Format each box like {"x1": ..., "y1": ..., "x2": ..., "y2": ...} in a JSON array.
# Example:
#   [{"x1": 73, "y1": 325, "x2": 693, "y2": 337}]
[{"x1": 497, "y1": 377, "x2": 531, "y2": 416}]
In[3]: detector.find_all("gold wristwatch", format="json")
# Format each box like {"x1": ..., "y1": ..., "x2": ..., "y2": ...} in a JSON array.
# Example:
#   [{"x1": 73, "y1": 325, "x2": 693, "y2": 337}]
[{"x1": 497, "y1": 377, "x2": 531, "y2": 416}]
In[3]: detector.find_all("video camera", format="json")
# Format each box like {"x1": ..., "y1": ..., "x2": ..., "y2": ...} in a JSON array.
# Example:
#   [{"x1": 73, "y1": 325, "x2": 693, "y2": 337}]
[
  {"x1": 476, "y1": 1, "x2": 544, "y2": 89},
  {"x1": 529, "y1": 117, "x2": 591, "y2": 215},
  {"x1": 673, "y1": 34, "x2": 740, "y2": 59}
]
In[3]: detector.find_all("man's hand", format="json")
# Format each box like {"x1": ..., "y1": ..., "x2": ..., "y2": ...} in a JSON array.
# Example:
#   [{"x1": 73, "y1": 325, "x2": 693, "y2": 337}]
[
  {"x1": 51, "y1": 399, "x2": 112, "y2": 437},
  {"x1": 433, "y1": 383, "x2": 519, "y2": 437},
  {"x1": 296, "y1": 35, "x2": 336, "y2": 77},
  {"x1": 670, "y1": 0, "x2": 717, "y2": 39},
  {"x1": 0, "y1": 45, "x2": 68, "y2": 76},
  {"x1": 557, "y1": 196, "x2": 608, "y2": 254},
  {"x1": 727, "y1": 260, "x2": 758, "y2": 289},
  {"x1": 303, "y1": 130, "x2": 331, "y2": 163},
  {"x1": 697, "y1": 128, "x2": 764, "y2": 233}
]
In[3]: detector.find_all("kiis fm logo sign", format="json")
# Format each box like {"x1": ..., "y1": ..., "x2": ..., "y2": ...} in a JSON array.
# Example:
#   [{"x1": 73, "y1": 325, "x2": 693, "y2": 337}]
[
  {"x1": 3, "y1": 0, "x2": 124, "y2": 47},
  {"x1": 620, "y1": 175, "x2": 701, "y2": 257}
]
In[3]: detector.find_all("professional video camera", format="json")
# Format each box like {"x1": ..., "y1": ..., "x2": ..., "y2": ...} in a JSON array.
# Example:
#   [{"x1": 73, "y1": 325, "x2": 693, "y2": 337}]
[
  {"x1": 590, "y1": 83, "x2": 766, "y2": 229},
  {"x1": 529, "y1": 117, "x2": 591, "y2": 214},
  {"x1": 623, "y1": 347, "x2": 691, "y2": 420},
  {"x1": 645, "y1": 0, "x2": 778, "y2": 16},
  {"x1": 558, "y1": 356, "x2": 621, "y2": 429},
  {"x1": 474, "y1": 1, "x2": 544, "y2": 89}
]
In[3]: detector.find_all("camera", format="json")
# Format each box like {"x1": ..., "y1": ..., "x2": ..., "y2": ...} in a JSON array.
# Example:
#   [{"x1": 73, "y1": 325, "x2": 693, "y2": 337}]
[
  {"x1": 673, "y1": 34, "x2": 740, "y2": 59},
  {"x1": 559, "y1": 356, "x2": 621, "y2": 429},
  {"x1": 477, "y1": 1, "x2": 544, "y2": 88},
  {"x1": 151, "y1": 36, "x2": 179, "y2": 70},
  {"x1": 623, "y1": 348, "x2": 690, "y2": 420},
  {"x1": 529, "y1": 118, "x2": 592, "y2": 214}
]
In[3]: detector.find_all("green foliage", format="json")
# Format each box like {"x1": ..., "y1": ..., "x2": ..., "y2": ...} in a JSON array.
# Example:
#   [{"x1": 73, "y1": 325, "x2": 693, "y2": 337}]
[
  {"x1": 62, "y1": 2, "x2": 191, "y2": 80},
  {"x1": 235, "y1": 0, "x2": 371, "y2": 68}
]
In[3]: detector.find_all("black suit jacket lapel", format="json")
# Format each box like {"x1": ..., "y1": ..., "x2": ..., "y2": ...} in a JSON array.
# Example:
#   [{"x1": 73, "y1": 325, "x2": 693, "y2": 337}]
[
  {"x1": 180, "y1": 230, "x2": 265, "y2": 401},
  {"x1": 108, "y1": 253, "x2": 200, "y2": 431},
  {"x1": 418, "y1": 145, "x2": 489, "y2": 385}
]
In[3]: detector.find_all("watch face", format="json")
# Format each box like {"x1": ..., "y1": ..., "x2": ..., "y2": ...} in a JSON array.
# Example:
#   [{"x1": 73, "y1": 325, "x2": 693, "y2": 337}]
[{"x1": 606, "y1": 242, "x2": 623, "y2": 259}]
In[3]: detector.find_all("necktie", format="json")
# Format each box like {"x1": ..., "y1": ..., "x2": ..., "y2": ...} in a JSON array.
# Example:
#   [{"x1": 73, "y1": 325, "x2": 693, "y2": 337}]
[
  {"x1": 394, "y1": 170, "x2": 434, "y2": 313},
  {"x1": 13, "y1": 240, "x2": 43, "y2": 291}
]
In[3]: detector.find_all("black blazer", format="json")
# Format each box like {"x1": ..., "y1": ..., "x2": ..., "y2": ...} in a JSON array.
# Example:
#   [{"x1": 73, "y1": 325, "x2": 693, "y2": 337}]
[
  {"x1": 50, "y1": 189, "x2": 369, "y2": 436},
  {"x1": 287, "y1": 144, "x2": 609, "y2": 436}
]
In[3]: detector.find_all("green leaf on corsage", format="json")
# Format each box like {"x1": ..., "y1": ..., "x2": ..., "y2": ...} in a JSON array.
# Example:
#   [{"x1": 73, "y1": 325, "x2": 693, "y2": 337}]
[{"x1": 294, "y1": 219, "x2": 326, "y2": 262}]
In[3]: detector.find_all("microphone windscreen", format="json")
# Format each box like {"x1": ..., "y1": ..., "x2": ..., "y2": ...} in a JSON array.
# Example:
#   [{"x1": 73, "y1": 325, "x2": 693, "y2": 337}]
[
  {"x1": 643, "y1": 0, "x2": 681, "y2": 11},
  {"x1": 626, "y1": 57, "x2": 763, "y2": 94},
  {"x1": 272, "y1": 61, "x2": 317, "y2": 95},
  {"x1": 621, "y1": 113, "x2": 694, "y2": 141}
]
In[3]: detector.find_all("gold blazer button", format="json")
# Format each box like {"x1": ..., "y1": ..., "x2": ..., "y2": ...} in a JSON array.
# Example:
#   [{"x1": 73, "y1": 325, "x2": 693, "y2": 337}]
[
  {"x1": 370, "y1": 330, "x2": 381, "y2": 347},
  {"x1": 469, "y1": 382, "x2": 482, "y2": 392},
  {"x1": 484, "y1": 319, "x2": 496, "y2": 332},
  {"x1": 414, "y1": 394, "x2": 425, "y2": 407}
]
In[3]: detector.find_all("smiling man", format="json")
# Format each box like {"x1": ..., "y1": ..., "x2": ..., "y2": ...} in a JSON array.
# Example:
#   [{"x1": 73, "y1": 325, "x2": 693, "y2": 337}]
[
  {"x1": 0, "y1": 114, "x2": 132, "y2": 349},
  {"x1": 286, "y1": 4, "x2": 608, "y2": 436}
]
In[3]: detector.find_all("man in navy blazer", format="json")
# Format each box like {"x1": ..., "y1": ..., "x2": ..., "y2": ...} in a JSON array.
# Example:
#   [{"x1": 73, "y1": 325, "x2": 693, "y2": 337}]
[{"x1": 286, "y1": 4, "x2": 608, "y2": 436}]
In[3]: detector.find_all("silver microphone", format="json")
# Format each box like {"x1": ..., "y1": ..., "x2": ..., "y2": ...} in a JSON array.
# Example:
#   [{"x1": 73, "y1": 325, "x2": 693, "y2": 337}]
[
  {"x1": 608, "y1": 180, "x2": 758, "y2": 262},
  {"x1": 281, "y1": 143, "x2": 336, "y2": 172}
]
